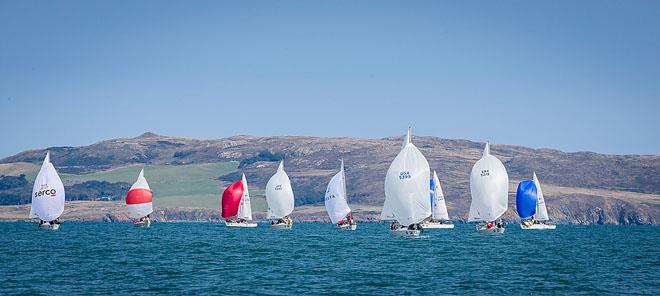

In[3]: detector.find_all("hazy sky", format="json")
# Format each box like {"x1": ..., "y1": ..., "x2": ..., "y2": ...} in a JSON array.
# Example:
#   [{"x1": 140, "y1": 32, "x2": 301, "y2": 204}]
[{"x1": 1, "y1": 1, "x2": 659, "y2": 157}]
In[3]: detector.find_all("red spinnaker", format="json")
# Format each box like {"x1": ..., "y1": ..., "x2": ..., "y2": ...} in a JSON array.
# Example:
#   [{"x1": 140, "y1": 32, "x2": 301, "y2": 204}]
[
  {"x1": 126, "y1": 189, "x2": 152, "y2": 205},
  {"x1": 222, "y1": 181, "x2": 244, "y2": 218}
]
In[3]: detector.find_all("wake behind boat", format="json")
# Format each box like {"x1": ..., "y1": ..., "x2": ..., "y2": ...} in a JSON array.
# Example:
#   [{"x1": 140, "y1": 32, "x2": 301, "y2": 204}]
[
  {"x1": 222, "y1": 174, "x2": 257, "y2": 228},
  {"x1": 324, "y1": 160, "x2": 357, "y2": 230},
  {"x1": 266, "y1": 161, "x2": 295, "y2": 229},
  {"x1": 468, "y1": 143, "x2": 509, "y2": 235},
  {"x1": 421, "y1": 171, "x2": 454, "y2": 230},
  {"x1": 518, "y1": 173, "x2": 556, "y2": 230},
  {"x1": 381, "y1": 128, "x2": 432, "y2": 237},
  {"x1": 30, "y1": 152, "x2": 65, "y2": 230},
  {"x1": 126, "y1": 169, "x2": 153, "y2": 228}
]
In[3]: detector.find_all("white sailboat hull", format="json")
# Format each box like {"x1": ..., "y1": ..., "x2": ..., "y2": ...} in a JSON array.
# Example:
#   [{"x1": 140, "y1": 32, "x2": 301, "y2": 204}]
[
  {"x1": 338, "y1": 223, "x2": 357, "y2": 230},
  {"x1": 225, "y1": 221, "x2": 258, "y2": 228},
  {"x1": 133, "y1": 220, "x2": 151, "y2": 228},
  {"x1": 390, "y1": 228, "x2": 422, "y2": 237},
  {"x1": 421, "y1": 222, "x2": 454, "y2": 229},
  {"x1": 520, "y1": 223, "x2": 556, "y2": 230},
  {"x1": 476, "y1": 224, "x2": 505, "y2": 235},
  {"x1": 39, "y1": 223, "x2": 60, "y2": 230},
  {"x1": 271, "y1": 221, "x2": 293, "y2": 229}
]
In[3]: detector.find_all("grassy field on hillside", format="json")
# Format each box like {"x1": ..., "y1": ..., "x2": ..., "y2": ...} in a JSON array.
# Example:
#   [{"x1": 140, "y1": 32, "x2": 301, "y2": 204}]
[{"x1": 60, "y1": 162, "x2": 241, "y2": 209}]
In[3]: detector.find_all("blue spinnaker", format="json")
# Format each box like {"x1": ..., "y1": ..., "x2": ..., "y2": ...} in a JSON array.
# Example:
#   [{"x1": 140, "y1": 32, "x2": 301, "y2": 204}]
[{"x1": 516, "y1": 180, "x2": 537, "y2": 219}]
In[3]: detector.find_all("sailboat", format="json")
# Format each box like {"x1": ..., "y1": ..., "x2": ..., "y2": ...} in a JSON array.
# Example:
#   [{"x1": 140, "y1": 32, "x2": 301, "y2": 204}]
[
  {"x1": 266, "y1": 161, "x2": 295, "y2": 229},
  {"x1": 30, "y1": 152, "x2": 65, "y2": 230},
  {"x1": 324, "y1": 160, "x2": 356, "y2": 230},
  {"x1": 126, "y1": 169, "x2": 153, "y2": 227},
  {"x1": 421, "y1": 170, "x2": 454, "y2": 229},
  {"x1": 222, "y1": 174, "x2": 258, "y2": 228},
  {"x1": 381, "y1": 128, "x2": 431, "y2": 237},
  {"x1": 519, "y1": 173, "x2": 556, "y2": 230},
  {"x1": 468, "y1": 143, "x2": 509, "y2": 235}
]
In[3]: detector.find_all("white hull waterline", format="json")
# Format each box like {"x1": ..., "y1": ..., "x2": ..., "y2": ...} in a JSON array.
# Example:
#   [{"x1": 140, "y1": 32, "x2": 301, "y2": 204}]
[
  {"x1": 338, "y1": 223, "x2": 357, "y2": 230},
  {"x1": 225, "y1": 221, "x2": 258, "y2": 228},
  {"x1": 476, "y1": 224, "x2": 505, "y2": 235},
  {"x1": 133, "y1": 220, "x2": 151, "y2": 228},
  {"x1": 271, "y1": 221, "x2": 293, "y2": 229},
  {"x1": 421, "y1": 222, "x2": 454, "y2": 229},
  {"x1": 39, "y1": 223, "x2": 60, "y2": 230},
  {"x1": 390, "y1": 228, "x2": 422, "y2": 237},
  {"x1": 520, "y1": 223, "x2": 556, "y2": 230}
]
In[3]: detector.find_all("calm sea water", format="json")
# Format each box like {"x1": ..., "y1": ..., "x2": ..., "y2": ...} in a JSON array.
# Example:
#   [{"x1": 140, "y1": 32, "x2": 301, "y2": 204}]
[{"x1": 0, "y1": 222, "x2": 658, "y2": 295}]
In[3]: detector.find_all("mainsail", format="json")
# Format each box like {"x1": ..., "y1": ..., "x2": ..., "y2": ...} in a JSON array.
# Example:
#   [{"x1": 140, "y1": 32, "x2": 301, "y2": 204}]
[
  {"x1": 516, "y1": 179, "x2": 537, "y2": 219},
  {"x1": 325, "y1": 160, "x2": 351, "y2": 224},
  {"x1": 532, "y1": 172, "x2": 549, "y2": 221},
  {"x1": 266, "y1": 161, "x2": 295, "y2": 219},
  {"x1": 30, "y1": 152, "x2": 65, "y2": 222},
  {"x1": 237, "y1": 174, "x2": 253, "y2": 220},
  {"x1": 381, "y1": 128, "x2": 431, "y2": 226},
  {"x1": 431, "y1": 170, "x2": 449, "y2": 220},
  {"x1": 222, "y1": 180, "x2": 244, "y2": 219},
  {"x1": 468, "y1": 143, "x2": 509, "y2": 222},
  {"x1": 126, "y1": 169, "x2": 153, "y2": 219}
]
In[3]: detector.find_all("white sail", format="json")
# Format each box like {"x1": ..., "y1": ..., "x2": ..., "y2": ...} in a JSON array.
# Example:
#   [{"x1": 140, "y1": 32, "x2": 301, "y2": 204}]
[
  {"x1": 30, "y1": 152, "x2": 65, "y2": 222},
  {"x1": 532, "y1": 172, "x2": 549, "y2": 221},
  {"x1": 266, "y1": 161, "x2": 295, "y2": 219},
  {"x1": 468, "y1": 143, "x2": 509, "y2": 222},
  {"x1": 325, "y1": 160, "x2": 351, "y2": 224},
  {"x1": 432, "y1": 170, "x2": 449, "y2": 220},
  {"x1": 126, "y1": 169, "x2": 153, "y2": 219},
  {"x1": 237, "y1": 173, "x2": 253, "y2": 220},
  {"x1": 382, "y1": 128, "x2": 432, "y2": 226}
]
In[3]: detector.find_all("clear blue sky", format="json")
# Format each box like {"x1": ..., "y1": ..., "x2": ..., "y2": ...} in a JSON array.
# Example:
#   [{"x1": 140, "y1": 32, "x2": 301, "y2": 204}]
[{"x1": 1, "y1": 1, "x2": 659, "y2": 157}]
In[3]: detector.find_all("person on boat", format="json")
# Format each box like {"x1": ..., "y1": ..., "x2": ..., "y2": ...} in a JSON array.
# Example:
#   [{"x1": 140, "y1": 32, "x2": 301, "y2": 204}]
[
  {"x1": 53, "y1": 218, "x2": 60, "y2": 225},
  {"x1": 486, "y1": 222, "x2": 493, "y2": 229}
]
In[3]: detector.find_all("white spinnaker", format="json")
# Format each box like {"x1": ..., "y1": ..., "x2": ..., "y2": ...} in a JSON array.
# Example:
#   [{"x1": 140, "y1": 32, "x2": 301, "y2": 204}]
[
  {"x1": 325, "y1": 161, "x2": 351, "y2": 224},
  {"x1": 237, "y1": 173, "x2": 253, "y2": 220},
  {"x1": 532, "y1": 172, "x2": 549, "y2": 221},
  {"x1": 432, "y1": 170, "x2": 449, "y2": 220},
  {"x1": 126, "y1": 169, "x2": 153, "y2": 219},
  {"x1": 266, "y1": 161, "x2": 295, "y2": 219},
  {"x1": 468, "y1": 143, "x2": 509, "y2": 222},
  {"x1": 30, "y1": 152, "x2": 65, "y2": 222},
  {"x1": 382, "y1": 128, "x2": 432, "y2": 226}
]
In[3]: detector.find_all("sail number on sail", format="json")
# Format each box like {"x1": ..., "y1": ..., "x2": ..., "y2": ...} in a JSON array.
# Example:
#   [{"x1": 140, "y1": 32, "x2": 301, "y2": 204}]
[
  {"x1": 399, "y1": 171, "x2": 411, "y2": 180},
  {"x1": 480, "y1": 169, "x2": 490, "y2": 177}
]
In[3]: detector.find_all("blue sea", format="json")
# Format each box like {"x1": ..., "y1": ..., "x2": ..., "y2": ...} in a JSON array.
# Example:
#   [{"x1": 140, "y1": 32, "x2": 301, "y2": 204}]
[{"x1": 0, "y1": 222, "x2": 658, "y2": 295}]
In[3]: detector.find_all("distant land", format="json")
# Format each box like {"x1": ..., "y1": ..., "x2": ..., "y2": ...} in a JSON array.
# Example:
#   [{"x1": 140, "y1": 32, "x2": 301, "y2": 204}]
[{"x1": 1, "y1": 132, "x2": 658, "y2": 224}]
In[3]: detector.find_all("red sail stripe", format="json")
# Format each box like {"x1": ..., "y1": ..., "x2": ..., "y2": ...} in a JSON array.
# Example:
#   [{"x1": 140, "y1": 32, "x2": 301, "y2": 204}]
[
  {"x1": 126, "y1": 188, "x2": 153, "y2": 205},
  {"x1": 222, "y1": 181, "x2": 244, "y2": 218}
]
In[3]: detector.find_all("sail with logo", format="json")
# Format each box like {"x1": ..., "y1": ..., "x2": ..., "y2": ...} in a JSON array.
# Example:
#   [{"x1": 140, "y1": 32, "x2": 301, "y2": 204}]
[
  {"x1": 222, "y1": 173, "x2": 257, "y2": 228},
  {"x1": 422, "y1": 170, "x2": 454, "y2": 229},
  {"x1": 381, "y1": 127, "x2": 431, "y2": 237},
  {"x1": 30, "y1": 152, "x2": 65, "y2": 230},
  {"x1": 468, "y1": 142, "x2": 509, "y2": 234},
  {"x1": 324, "y1": 160, "x2": 356, "y2": 230},
  {"x1": 266, "y1": 161, "x2": 295, "y2": 229},
  {"x1": 126, "y1": 169, "x2": 153, "y2": 227},
  {"x1": 519, "y1": 173, "x2": 556, "y2": 230}
]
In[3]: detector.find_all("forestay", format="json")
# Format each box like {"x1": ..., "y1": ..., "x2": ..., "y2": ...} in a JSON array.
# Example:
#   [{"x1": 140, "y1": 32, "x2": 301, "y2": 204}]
[
  {"x1": 382, "y1": 128, "x2": 431, "y2": 226},
  {"x1": 468, "y1": 143, "x2": 509, "y2": 222},
  {"x1": 266, "y1": 161, "x2": 295, "y2": 219},
  {"x1": 325, "y1": 160, "x2": 351, "y2": 224},
  {"x1": 30, "y1": 152, "x2": 65, "y2": 222}
]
